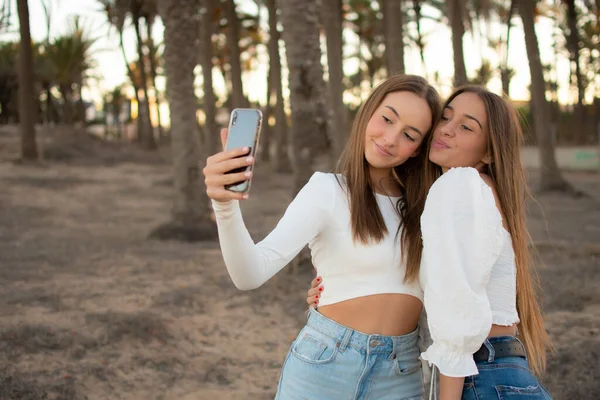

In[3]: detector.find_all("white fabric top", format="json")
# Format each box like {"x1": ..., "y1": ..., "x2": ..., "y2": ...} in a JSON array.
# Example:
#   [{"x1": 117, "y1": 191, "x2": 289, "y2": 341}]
[
  {"x1": 419, "y1": 167, "x2": 520, "y2": 378},
  {"x1": 212, "y1": 172, "x2": 424, "y2": 305}
]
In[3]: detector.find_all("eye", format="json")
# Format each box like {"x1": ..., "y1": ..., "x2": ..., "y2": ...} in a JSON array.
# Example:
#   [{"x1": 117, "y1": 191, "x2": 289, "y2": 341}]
[
  {"x1": 462, "y1": 124, "x2": 473, "y2": 132},
  {"x1": 440, "y1": 116, "x2": 450, "y2": 121},
  {"x1": 382, "y1": 115, "x2": 392, "y2": 124},
  {"x1": 403, "y1": 132, "x2": 416, "y2": 142}
]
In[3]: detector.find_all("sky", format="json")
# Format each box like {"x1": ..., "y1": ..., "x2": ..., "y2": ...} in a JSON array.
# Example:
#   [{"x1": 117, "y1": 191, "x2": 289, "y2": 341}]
[{"x1": 3, "y1": 0, "x2": 578, "y2": 110}]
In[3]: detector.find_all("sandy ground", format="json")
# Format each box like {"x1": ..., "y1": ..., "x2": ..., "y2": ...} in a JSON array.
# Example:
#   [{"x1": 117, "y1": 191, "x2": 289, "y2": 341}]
[{"x1": 0, "y1": 126, "x2": 599, "y2": 400}]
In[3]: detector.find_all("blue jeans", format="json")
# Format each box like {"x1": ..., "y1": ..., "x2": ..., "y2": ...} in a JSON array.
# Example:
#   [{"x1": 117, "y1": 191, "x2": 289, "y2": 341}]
[
  {"x1": 462, "y1": 336, "x2": 552, "y2": 399},
  {"x1": 275, "y1": 308, "x2": 423, "y2": 400}
]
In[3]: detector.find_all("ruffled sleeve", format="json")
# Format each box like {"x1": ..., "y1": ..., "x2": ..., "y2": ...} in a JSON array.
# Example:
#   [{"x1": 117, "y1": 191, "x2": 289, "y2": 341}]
[{"x1": 419, "y1": 167, "x2": 505, "y2": 377}]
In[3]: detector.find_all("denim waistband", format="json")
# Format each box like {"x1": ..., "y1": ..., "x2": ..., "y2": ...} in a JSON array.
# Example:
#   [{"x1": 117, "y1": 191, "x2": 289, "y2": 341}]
[{"x1": 305, "y1": 308, "x2": 419, "y2": 354}]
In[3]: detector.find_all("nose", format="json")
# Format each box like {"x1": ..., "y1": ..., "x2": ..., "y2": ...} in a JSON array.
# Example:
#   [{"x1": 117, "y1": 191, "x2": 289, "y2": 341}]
[
  {"x1": 440, "y1": 120, "x2": 456, "y2": 137},
  {"x1": 382, "y1": 127, "x2": 403, "y2": 147}
]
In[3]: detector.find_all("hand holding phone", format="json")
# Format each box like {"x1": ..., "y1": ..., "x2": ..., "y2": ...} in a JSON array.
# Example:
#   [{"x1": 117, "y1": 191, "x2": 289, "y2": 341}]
[
  {"x1": 203, "y1": 109, "x2": 262, "y2": 202},
  {"x1": 223, "y1": 109, "x2": 262, "y2": 193}
]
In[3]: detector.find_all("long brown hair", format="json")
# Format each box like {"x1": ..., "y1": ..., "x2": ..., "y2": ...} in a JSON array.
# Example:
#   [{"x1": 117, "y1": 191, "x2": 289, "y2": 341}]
[
  {"x1": 335, "y1": 74, "x2": 441, "y2": 283},
  {"x1": 422, "y1": 85, "x2": 551, "y2": 375}
]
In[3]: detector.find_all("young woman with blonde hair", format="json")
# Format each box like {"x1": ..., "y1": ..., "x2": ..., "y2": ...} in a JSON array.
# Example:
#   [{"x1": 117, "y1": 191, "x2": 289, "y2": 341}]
[
  {"x1": 308, "y1": 86, "x2": 552, "y2": 399},
  {"x1": 203, "y1": 75, "x2": 441, "y2": 399}
]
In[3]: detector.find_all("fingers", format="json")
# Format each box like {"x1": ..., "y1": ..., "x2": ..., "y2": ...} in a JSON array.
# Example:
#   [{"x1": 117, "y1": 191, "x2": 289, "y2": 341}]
[
  {"x1": 310, "y1": 276, "x2": 322, "y2": 289},
  {"x1": 307, "y1": 276, "x2": 323, "y2": 308},
  {"x1": 205, "y1": 170, "x2": 252, "y2": 188},
  {"x1": 206, "y1": 187, "x2": 248, "y2": 201},
  {"x1": 206, "y1": 147, "x2": 251, "y2": 167},
  {"x1": 220, "y1": 128, "x2": 228, "y2": 151}
]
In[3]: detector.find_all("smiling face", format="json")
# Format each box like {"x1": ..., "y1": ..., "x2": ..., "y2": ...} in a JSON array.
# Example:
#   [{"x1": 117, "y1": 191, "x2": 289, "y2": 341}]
[
  {"x1": 363, "y1": 91, "x2": 433, "y2": 175},
  {"x1": 429, "y1": 92, "x2": 491, "y2": 173}
]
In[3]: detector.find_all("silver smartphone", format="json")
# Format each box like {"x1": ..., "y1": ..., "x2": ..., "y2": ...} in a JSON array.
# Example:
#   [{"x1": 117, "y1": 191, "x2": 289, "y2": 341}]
[{"x1": 224, "y1": 108, "x2": 263, "y2": 193}]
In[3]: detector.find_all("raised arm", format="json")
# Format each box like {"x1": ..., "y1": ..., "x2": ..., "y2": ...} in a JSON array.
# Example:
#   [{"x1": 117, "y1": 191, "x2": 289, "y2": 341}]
[{"x1": 211, "y1": 172, "x2": 334, "y2": 290}]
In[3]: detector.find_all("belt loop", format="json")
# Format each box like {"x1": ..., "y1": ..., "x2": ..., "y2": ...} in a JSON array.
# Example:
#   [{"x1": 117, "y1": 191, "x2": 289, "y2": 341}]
[
  {"x1": 483, "y1": 339, "x2": 495, "y2": 362},
  {"x1": 338, "y1": 329, "x2": 352, "y2": 352}
]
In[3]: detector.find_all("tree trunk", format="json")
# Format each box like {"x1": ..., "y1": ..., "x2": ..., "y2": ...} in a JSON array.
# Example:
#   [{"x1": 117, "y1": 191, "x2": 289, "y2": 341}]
[
  {"x1": 267, "y1": 0, "x2": 291, "y2": 173},
  {"x1": 119, "y1": 31, "x2": 143, "y2": 140},
  {"x1": 518, "y1": 0, "x2": 572, "y2": 192},
  {"x1": 322, "y1": 0, "x2": 348, "y2": 161},
  {"x1": 59, "y1": 85, "x2": 74, "y2": 124},
  {"x1": 413, "y1": 0, "x2": 428, "y2": 76},
  {"x1": 280, "y1": 0, "x2": 330, "y2": 193},
  {"x1": 200, "y1": 0, "x2": 219, "y2": 156},
  {"x1": 381, "y1": 0, "x2": 405, "y2": 75},
  {"x1": 502, "y1": 0, "x2": 515, "y2": 96},
  {"x1": 448, "y1": 0, "x2": 467, "y2": 86},
  {"x1": 564, "y1": 0, "x2": 586, "y2": 143},
  {"x1": 17, "y1": 0, "x2": 38, "y2": 160},
  {"x1": 133, "y1": 18, "x2": 157, "y2": 150},
  {"x1": 146, "y1": 19, "x2": 164, "y2": 138},
  {"x1": 225, "y1": 0, "x2": 247, "y2": 109},
  {"x1": 152, "y1": 0, "x2": 217, "y2": 241},
  {"x1": 261, "y1": 66, "x2": 274, "y2": 163}
]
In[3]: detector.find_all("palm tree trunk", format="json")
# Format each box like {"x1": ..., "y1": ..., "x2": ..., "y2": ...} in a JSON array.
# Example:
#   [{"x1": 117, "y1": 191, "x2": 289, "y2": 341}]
[
  {"x1": 564, "y1": 0, "x2": 586, "y2": 143},
  {"x1": 381, "y1": 0, "x2": 405, "y2": 75},
  {"x1": 133, "y1": 18, "x2": 157, "y2": 150},
  {"x1": 225, "y1": 0, "x2": 247, "y2": 109},
  {"x1": 502, "y1": 0, "x2": 515, "y2": 96},
  {"x1": 261, "y1": 66, "x2": 273, "y2": 162},
  {"x1": 280, "y1": 0, "x2": 330, "y2": 193},
  {"x1": 322, "y1": 0, "x2": 348, "y2": 160},
  {"x1": 413, "y1": 0, "x2": 428, "y2": 77},
  {"x1": 59, "y1": 85, "x2": 74, "y2": 124},
  {"x1": 518, "y1": 0, "x2": 572, "y2": 192},
  {"x1": 17, "y1": 0, "x2": 38, "y2": 160},
  {"x1": 119, "y1": 31, "x2": 141, "y2": 132},
  {"x1": 200, "y1": 0, "x2": 219, "y2": 156},
  {"x1": 152, "y1": 0, "x2": 217, "y2": 241},
  {"x1": 146, "y1": 19, "x2": 164, "y2": 138},
  {"x1": 266, "y1": 0, "x2": 291, "y2": 173},
  {"x1": 449, "y1": 0, "x2": 467, "y2": 86}
]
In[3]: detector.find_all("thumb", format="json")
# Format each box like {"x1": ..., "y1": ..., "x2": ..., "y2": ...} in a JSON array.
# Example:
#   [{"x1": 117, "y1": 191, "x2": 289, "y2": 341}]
[{"x1": 220, "y1": 128, "x2": 228, "y2": 151}]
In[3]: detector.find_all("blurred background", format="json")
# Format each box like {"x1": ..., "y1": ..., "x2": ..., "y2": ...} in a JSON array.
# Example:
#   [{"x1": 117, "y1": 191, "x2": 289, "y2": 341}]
[{"x1": 0, "y1": 1, "x2": 598, "y2": 399}]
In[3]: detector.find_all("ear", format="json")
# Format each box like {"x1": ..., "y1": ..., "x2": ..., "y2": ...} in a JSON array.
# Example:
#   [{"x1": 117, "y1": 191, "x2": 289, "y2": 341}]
[{"x1": 482, "y1": 152, "x2": 492, "y2": 165}]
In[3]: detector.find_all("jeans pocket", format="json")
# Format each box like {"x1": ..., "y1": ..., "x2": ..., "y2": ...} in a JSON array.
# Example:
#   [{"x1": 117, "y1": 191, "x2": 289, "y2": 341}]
[
  {"x1": 393, "y1": 352, "x2": 422, "y2": 376},
  {"x1": 495, "y1": 384, "x2": 547, "y2": 399},
  {"x1": 291, "y1": 330, "x2": 338, "y2": 365}
]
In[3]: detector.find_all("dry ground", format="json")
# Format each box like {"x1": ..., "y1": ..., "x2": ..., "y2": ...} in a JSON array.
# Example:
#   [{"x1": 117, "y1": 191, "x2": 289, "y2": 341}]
[{"x1": 0, "y1": 126, "x2": 598, "y2": 399}]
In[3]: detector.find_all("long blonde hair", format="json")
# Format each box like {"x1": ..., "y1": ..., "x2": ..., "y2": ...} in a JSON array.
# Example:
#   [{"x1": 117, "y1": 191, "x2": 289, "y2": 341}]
[
  {"x1": 335, "y1": 75, "x2": 441, "y2": 282},
  {"x1": 422, "y1": 86, "x2": 551, "y2": 375}
]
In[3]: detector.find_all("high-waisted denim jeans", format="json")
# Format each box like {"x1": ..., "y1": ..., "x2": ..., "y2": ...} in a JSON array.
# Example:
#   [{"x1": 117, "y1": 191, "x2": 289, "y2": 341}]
[{"x1": 275, "y1": 308, "x2": 423, "y2": 400}]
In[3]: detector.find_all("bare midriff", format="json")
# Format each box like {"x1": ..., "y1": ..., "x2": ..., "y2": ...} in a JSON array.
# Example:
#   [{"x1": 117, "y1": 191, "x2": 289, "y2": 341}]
[{"x1": 318, "y1": 293, "x2": 423, "y2": 336}]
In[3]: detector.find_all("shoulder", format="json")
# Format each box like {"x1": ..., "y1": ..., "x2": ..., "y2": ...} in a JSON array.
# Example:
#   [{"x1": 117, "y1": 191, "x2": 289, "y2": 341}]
[
  {"x1": 427, "y1": 167, "x2": 493, "y2": 204},
  {"x1": 306, "y1": 172, "x2": 339, "y2": 191},
  {"x1": 424, "y1": 167, "x2": 502, "y2": 227},
  {"x1": 297, "y1": 172, "x2": 341, "y2": 211}
]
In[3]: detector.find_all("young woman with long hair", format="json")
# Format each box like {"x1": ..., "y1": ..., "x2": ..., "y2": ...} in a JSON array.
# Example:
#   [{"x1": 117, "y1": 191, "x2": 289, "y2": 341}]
[
  {"x1": 307, "y1": 86, "x2": 552, "y2": 399},
  {"x1": 203, "y1": 75, "x2": 441, "y2": 399}
]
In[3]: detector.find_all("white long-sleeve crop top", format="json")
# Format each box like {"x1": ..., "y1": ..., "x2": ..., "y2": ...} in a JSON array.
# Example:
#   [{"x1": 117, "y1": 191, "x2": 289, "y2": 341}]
[
  {"x1": 212, "y1": 172, "x2": 424, "y2": 305},
  {"x1": 419, "y1": 167, "x2": 520, "y2": 377}
]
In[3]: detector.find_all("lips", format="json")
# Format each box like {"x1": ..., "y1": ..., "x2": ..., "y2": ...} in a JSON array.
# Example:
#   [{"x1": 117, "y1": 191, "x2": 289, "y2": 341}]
[
  {"x1": 431, "y1": 139, "x2": 450, "y2": 150},
  {"x1": 373, "y1": 141, "x2": 393, "y2": 157}
]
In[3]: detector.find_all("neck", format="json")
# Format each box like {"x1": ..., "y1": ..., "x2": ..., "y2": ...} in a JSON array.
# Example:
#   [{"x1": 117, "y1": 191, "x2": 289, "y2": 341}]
[{"x1": 369, "y1": 166, "x2": 402, "y2": 197}]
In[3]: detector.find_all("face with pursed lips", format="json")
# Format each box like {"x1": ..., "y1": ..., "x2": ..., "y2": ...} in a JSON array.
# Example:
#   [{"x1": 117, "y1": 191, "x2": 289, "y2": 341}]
[
  {"x1": 363, "y1": 91, "x2": 432, "y2": 172},
  {"x1": 429, "y1": 92, "x2": 491, "y2": 173}
]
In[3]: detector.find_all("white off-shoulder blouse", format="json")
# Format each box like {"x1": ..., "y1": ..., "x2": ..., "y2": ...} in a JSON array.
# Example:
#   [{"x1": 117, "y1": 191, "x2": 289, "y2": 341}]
[{"x1": 419, "y1": 167, "x2": 520, "y2": 377}]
